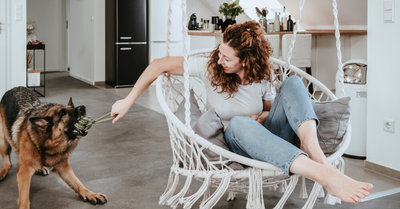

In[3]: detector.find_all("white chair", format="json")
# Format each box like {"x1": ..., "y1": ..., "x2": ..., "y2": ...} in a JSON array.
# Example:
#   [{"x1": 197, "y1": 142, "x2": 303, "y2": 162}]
[
  {"x1": 282, "y1": 34, "x2": 313, "y2": 93},
  {"x1": 264, "y1": 35, "x2": 280, "y2": 59}
]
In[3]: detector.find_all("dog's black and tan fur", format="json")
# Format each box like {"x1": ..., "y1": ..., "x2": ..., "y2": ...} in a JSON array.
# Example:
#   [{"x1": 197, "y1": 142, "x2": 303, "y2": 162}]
[{"x1": 0, "y1": 87, "x2": 106, "y2": 209}]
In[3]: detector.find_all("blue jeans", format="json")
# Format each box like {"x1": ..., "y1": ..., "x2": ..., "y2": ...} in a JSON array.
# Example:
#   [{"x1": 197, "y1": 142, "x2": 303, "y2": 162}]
[{"x1": 225, "y1": 76, "x2": 319, "y2": 175}]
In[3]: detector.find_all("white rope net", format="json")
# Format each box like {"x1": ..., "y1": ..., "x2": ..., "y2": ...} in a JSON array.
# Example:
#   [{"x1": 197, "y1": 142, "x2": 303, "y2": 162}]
[{"x1": 156, "y1": 0, "x2": 349, "y2": 208}]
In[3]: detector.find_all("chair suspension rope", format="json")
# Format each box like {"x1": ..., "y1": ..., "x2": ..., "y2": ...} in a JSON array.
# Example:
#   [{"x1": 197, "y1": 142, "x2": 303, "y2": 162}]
[{"x1": 333, "y1": 0, "x2": 346, "y2": 97}]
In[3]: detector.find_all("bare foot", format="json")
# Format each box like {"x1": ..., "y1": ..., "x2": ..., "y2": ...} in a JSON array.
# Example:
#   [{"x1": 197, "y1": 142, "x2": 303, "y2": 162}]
[{"x1": 321, "y1": 167, "x2": 373, "y2": 204}]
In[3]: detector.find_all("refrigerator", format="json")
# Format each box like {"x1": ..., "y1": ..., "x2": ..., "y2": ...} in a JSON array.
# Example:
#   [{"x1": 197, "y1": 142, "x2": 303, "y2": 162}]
[
  {"x1": 149, "y1": 0, "x2": 183, "y2": 63},
  {"x1": 106, "y1": 0, "x2": 148, "y2": 87}
]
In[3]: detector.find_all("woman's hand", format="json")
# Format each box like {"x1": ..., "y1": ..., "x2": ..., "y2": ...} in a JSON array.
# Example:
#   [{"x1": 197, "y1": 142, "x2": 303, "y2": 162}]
[
  {"x1": 247, "y1": 114, "x2": 264, "y2": 125},
  {"x1": 248, "y1": 111, "x2": 269, "y2": 125},
  {"x1": 111, "y1": 99, "x2": 132, "y2": 124}
]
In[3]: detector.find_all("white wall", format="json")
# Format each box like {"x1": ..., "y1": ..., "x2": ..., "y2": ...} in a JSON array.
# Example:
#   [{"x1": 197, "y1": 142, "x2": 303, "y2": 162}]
[
  {"x1": 94, "y1": 0, "x2": 105, "y2": 82},
  {"x1": 27, "y1": 0, "x2": 66, "y2": 72},
  {"x1": 0, "y1": 0, "x2": 7, "y2": 96},
  {"x1": 367, "y1": 1, "x2": 400, "y2": 172},
  {"x1": 2, "y1": 0, "x2": 26, "y2": 95},
  {"x1": 69, "y1": 0, "x2": 94, "y2": 83},
  {"x1": 281, "y1": 0, "x2": 367, "y2": 30},
  {"x1": 69, "y1": 0, "x2": 105, "y2": 84}
]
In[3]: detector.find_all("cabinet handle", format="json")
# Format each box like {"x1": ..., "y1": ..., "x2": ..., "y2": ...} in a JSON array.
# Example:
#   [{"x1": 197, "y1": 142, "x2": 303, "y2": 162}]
[
  {"x1": 120, "y1": 48, "x2": 132, "y2": 51},
  {"x1": 0, "y1": 22, "x2": 2, "y2": 34},
  {"x1": 356, "y1": 91, "x2": 367, "y2": 98},
  {"x1": 120, "y1": 37, "x2": 132, "y2": 40}
]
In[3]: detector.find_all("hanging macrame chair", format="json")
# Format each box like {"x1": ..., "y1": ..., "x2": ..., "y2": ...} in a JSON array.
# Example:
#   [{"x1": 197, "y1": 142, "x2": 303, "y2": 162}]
[{"x1": 156, "y1": 0, "x2": 350, "y2": 208}]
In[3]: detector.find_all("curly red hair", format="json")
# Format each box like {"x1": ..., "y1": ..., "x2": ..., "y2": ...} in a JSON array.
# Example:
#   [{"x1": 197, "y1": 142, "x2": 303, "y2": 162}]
[{"x1": 207, "y1": 21, "x2": 277, "y2": 98}]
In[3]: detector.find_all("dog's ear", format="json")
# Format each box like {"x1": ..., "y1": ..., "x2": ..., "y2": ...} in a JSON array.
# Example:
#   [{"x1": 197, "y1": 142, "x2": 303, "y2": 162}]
[
  {"x1": 30, "y1": 117, "x2": 52, "y2": 130},
  {"x1": 68, "y1": 97, "x2": 75, "y2": 108}
]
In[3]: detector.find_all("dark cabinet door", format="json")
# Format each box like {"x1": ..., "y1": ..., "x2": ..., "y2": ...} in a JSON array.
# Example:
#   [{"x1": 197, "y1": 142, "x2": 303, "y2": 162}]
[
  {"x1": 117, "y1": 0, "x2": 147, "y2": 42},
  {"x1": 116, "y1": 44, "x2": 147, "y2": 86}
]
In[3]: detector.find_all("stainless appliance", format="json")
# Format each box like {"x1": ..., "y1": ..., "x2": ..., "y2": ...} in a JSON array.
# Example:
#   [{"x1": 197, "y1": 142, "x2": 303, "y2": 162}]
[
  {"x1": 106, "y1": 0, "x2": 148, "y2": 87},
  {"x1": 335, "y1": 59, "x2": 368, "y2": 159}
]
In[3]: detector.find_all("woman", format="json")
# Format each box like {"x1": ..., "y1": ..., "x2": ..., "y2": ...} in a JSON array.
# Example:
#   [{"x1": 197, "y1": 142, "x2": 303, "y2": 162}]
[{"x1": 111, "y1": 21, "x2": 372, "y2": 204}]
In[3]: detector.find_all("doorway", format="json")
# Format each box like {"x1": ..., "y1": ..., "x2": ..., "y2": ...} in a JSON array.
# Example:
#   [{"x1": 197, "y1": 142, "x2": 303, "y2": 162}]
[{"x1": 26, "y1": 0, "x2": 67, "y2": 72}]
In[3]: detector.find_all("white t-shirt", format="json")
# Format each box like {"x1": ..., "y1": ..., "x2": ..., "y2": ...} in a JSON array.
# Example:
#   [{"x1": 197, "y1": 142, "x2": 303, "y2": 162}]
[{"x1": 189, "y1": 57, "x2": 278, "y2": 124}]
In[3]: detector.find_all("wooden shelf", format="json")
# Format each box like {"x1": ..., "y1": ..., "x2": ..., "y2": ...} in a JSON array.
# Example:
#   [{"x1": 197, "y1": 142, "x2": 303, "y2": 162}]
[{"x1": 188, "y1": 29, "x2": 367, "y2": 37}]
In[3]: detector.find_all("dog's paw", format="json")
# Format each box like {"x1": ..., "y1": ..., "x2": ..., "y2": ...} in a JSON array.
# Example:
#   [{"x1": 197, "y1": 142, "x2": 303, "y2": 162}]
[
  {"x1": 36, "y1": 166, "x2": 52, "y2": 176},
  {"x1": 0, "y1": 164, "x2": 12, "y2": 181},
  {"x1": 80, "y1": 190, "x2": 107, "y2": 205}
]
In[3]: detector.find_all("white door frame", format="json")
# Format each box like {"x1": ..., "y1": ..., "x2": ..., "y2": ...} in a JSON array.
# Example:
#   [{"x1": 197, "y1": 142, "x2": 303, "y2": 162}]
[
  {"x1": 66, "y1": 0, "x2": 70, "y2": 71},
  {"x1": 0, "y1": 0, "x2": 9, "y2": 96}
]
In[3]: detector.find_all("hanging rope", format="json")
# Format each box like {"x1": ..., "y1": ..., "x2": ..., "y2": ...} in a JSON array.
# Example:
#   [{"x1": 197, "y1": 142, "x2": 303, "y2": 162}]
[
  {"x1": 181, "y1": 0, "x2": 193, "y2": 131},
  {"x1": 74, "y1": 113, "x2": 115, "y2": 132},
  {"x1": 284, "y1": 0, "x2": 306, "y2": 75},
  {"x1": 332, "y1": 0, "x2": 346, "y2": 97}
]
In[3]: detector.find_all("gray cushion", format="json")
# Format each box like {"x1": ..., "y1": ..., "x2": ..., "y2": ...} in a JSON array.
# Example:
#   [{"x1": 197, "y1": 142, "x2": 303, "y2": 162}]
[
  {"x1": 312, "y1": 96, "x2": 351, "y2": 155},
  {"x1": 175, "y1": 91, "x2": 243, "y2": 170},
  {"x1": 175, "y1": 89, "x2": 202, "y2": 127}
]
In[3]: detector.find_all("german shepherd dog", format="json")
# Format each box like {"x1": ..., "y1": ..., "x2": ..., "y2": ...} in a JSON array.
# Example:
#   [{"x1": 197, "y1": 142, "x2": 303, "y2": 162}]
[{"x1": 0, "y1": 87, "x2": 107, "y2": 209}]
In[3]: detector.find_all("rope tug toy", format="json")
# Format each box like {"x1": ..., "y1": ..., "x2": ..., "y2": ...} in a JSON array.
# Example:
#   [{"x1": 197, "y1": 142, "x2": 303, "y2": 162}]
[{"x1": 74, "y1": 112, "x2": 115, "y2": 132}]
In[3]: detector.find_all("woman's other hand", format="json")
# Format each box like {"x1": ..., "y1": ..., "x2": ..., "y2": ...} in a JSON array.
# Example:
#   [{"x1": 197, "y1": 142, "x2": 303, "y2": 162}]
[
  {"x1": 111, "y1": 99, "x2": 131, "y2": 123},
  {"x1": 248, "y1": 112, "x2": 269, "y2": 125},
  {"x1": 247, "y1": 114, "x2": 263, "y2": 124}
]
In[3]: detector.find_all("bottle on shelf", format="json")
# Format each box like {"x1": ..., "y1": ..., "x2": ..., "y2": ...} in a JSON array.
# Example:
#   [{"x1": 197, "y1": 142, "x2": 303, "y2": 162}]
[
  {"x1": 206, "y1": 19, "x2": 210, "y2": 29},
  {"x1": 200, "y1": 18, "x2": 204, "y2": 29},
  {"x1": 282, "y1": 6, "x2": 287, "y2": 31},
  {"x1": 274, "y1": 12, "x2": 280, "y2": 32},
  {"x1": 287, "y1": 15, "x2": 294, "y2": 31}
]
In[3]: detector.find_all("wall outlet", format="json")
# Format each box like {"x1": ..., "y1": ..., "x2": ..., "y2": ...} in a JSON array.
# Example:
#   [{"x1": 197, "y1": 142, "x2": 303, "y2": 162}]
[{"x1": 383, "y1": 118, "x2": 395, "y2": 133}]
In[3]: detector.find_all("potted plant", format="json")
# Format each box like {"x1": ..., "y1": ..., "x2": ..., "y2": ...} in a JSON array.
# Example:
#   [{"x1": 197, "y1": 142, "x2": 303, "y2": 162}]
[
  {"x1": 218, "y1": 0, "x2": 244, "y2": 21},
  {"x1": 218, "y1": 0, "x2": 244, "y2": 32}
]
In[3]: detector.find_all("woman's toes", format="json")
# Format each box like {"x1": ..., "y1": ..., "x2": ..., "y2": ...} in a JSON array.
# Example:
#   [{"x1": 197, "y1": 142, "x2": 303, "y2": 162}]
[{"x1": 366, "y1": 183, "x2": 374, "y2": 191}]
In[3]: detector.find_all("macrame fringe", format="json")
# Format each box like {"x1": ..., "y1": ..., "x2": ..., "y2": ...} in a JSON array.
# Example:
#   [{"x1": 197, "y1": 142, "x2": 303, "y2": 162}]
[
  {"x1": 279, "y1": 181, "x2": 287, "y2": 193},
  {"x1": 273, "y1": 175, "x2": 299, "y2": 209},
  {"x1": 202, "y1": 185, "x2": 211, "y2": 203},
  {"x1": 200, "y1": 174, "x2": 232, "y2": 209},
  {"x1": 301, "y1": 183, "x2": 322, "y2": 209},
  {"x1": 324, "y1": 193, "x2": 340, "y2": 205},
  {"x1": 227, "y1": 191, "x2": 237, "y2": 201},
  {"x1": 167, "y1": 174, "x2": 193, "y2": 208},
  {"x1": 269, "y1": 184, "x2": 278, "y2": 191},
  {"x1": 299, "y1": 176, "x2": 308, "y2": 199},
  {"x1": 159, "y1": 170, "x2": 180, "y2": 205},
  {"x1": 246, "y1": 168, "x2": 265, "y2": 209},
  {"x1": 180, "y1": 175, "x2": 212, "y2": 209},
  {"x1": 318, "y1": 187, "x2": 325, "y2": 198}
]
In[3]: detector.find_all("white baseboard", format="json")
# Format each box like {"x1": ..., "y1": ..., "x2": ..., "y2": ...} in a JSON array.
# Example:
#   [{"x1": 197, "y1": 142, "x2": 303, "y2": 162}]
[{"x1": 69, "y1": 73, "x2": 94, "y2": 86}]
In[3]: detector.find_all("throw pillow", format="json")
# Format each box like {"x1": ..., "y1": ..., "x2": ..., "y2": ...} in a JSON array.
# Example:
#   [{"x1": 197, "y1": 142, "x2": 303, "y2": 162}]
[
  {"x1": 312, "y1": 96, "x2": 351, "y2": 155},
  {"x1": 192, "y1": 108, "x2": 243, "y2": 170},
  {"x1": 175, "y1": 89, "x2": 202, "y2": 127},
  {"x1": 175, "y1": 90, "x2": 243, "y2": 170}
]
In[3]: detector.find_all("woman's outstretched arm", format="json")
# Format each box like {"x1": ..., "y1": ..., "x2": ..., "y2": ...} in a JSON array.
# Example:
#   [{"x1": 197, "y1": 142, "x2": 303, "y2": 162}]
[{"x1": 111, "y1": 56, "x2": 184, "y2": 123}]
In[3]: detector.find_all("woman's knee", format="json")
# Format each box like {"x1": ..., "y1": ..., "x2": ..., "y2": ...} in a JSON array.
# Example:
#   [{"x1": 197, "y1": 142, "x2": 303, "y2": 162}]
[
  {"x1": 280, "y1": 76, "x2": 305, "y2": 93},
  {"x1": 226, "y1": 116, "x2": 255, "y2": 133}
]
